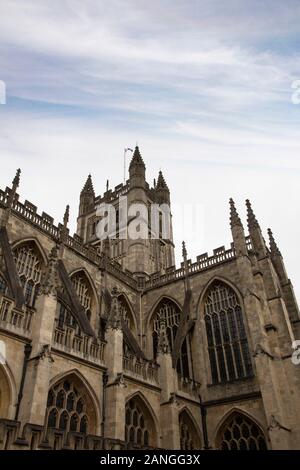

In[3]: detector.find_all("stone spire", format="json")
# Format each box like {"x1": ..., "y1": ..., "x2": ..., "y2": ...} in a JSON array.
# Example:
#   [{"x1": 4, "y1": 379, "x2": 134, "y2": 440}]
[
  {"x1": 78, "y1": 174, "x2": 95, "y2": 219},
  {"x1": 246, "y1": 199, "x2": 259, "y2": 230},
  {"x1": 245, "y1": 199, "x2": 267, "y2": 258},
  {"x1": 81, "y1": 174, "x2": 95, "y2": 196},
  {"x1": 268, "y1": 228, "x2": 281, "y2": 256},
  {"x1": 63, "y1": 204, "x2": 69, "y2": 228},
  {"x1": 155, "y1": 170, "x2": 170, "y2": 204},
  {"x1": 129, "y1": 145, "x2": 145, "y2": 169},
  {"x1": 229, "y1": 198, "x2": 242, "y2": 227},
  {"x1": 157, "y1": 319, "x2": 170, "y2": 355},
  {"x1": 182, "y1": 240, "x2": 191, "y2": 291},
  {"x1": 129, "y1": 145, "x2": 146, "y2": 188},
  {"x1": 229, "y1": 198, "x2": 247, "y2": 257},
  {"x1": 12, "y1": 168, "x2": 21, "y2": 189},
  {"x1": 8, "y1": 168, "x2": 21, "y2": 208},
  {"x1": 156, "y1": 170, "x2": 169, "y2": 190},
  {"x1": 59, "y1": 204, "x2": 70, "y2": 250},
  {"x1": 1, "y1": 168, "x2": 21, "y2": 227}
]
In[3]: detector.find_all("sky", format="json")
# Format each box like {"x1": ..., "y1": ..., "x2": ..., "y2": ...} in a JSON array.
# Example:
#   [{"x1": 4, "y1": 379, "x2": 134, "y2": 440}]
[{"x1": 0, "y1": 0, "x2": 300, "y2": 297}]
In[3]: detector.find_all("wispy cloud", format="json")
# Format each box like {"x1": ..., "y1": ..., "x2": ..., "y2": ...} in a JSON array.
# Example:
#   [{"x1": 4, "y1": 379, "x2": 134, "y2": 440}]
[{"x1": 0, "y1": 0, "x2": 300, "y2": 296}]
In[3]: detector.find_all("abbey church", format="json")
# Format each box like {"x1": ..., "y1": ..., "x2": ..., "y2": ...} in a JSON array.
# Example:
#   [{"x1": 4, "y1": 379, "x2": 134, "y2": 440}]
[{"x1": 0, "y1": 146, "x2": 300, "y2": 450}]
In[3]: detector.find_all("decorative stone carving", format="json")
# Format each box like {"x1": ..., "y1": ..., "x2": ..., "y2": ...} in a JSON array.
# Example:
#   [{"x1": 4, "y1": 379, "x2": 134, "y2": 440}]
[
  {"x1": 157, "y1": 319, "x2": 170, "y2": 355},
  {"x1": 39, "y1": 246, "x2": 59, "y2": 297},
  {"x1": 37, "y1": 344, "x2": 54, "y2": 363},
  {"x1": 268, "y1": 415, "x2": 291, "y2": 433}
]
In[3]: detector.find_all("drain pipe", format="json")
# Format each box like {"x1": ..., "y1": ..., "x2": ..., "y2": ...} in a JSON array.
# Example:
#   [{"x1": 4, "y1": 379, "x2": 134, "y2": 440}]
[
  {"x1": 15, "y1": 342, "x2": 32, "y2": 420},
  {"x1": 101, "y1": 371, "x2": 108, "y2": 438}
]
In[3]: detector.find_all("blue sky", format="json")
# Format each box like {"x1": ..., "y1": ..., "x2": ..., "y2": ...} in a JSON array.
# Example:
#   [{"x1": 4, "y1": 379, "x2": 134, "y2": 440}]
[{"x1": 0, "y1": 0, "x2": 300, "y2": 296}]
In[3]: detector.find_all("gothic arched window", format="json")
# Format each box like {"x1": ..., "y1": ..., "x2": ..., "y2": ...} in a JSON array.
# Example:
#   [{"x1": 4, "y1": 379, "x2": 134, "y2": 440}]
[
  {"x1": 118, "y1": 295, "x2": 135, "y2": 331},
  {"x1": 218, "y1": 413, "x2": 267, "y2": 450},
  {"x1": 56, "y1": 301, "x2": 81, "y2": 336},
  {"x1": 71, "y1": 272, "x2": 93, "y2": 321},
  {"x1": 13, "y1": 242, "x2": 43, "y2": 307},
  {"x1": 125, "y1": 397, "x2": 156, "y2": 449},
  {"x1": 46, "y1": 378, "x2": 94, "y2": 435},
  {"x1": 0, "y1": 274, "x2": 8, "y2": 295},
  {"x1": 203, "y1": 281, "x2": 253, "y2": 384},
  {"x1": 152, "y1": 299, "x2": 190, "y2": 378},
  {"x1": 179, "y1": 410, "x2": 201, "y2": 450}
]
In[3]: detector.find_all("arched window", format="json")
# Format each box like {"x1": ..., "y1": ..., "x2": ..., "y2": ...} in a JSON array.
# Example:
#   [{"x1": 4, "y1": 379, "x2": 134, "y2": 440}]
[
  {"x1": 0, "y1": 275, "x2": 8, "y2": 295},
  {"x1": 203, "y1": 281, "x2": 253, "y2": 384},
  {"x1": 125, "y1": 396, "x2": 156, "y2": 449},
  {"x1": 56, "y1": 302, "x2": 79, "y2": 331},
  {"x1": 152, "y1": 299, "x2": 190, "y2": 378},
  {"x1": 118, "y1": 295, "x2": 135, "y2": 331},
  {"x1": 45, "y1": 376, "x2": 96, "y2": 435},
  {"x1": 0, "y1": 366, "x2": 11, "y2": 419},
  {"x1": 13, "y1": 242, "x2": 43, "y2": 307},
  {"x1": 71, "y1": 272, "x2": 93, "y2": 321},
  {"x1": 179, "y1": 410, "x2": 201, "y2": 450},
  {"x1": 218, "y1": 413, "x2": 267, "y2": 450}
]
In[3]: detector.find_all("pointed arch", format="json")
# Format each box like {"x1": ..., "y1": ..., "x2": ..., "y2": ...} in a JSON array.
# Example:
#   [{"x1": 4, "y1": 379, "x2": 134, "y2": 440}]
[
  {"x1": 197, "y1": 275, "x2": 244, "y2": 312},
  {"x1": 214, "y1": 408, "x2": 268, "y2": 450},
  {"x1": 0, "y1": 361, "x2": 17, "y2": 420},
  {"x1": 148, "y1": 295, "x2": 182, "y2": 328},
  {"x1": 125, "y1": 391, "x2": 158, "y2": 448},
  {"x1": 11, "y1": 237, "x2": 48, "y2": 267},
  {"x1": 179, "y1": 407, "x2": 201, "y2": 450},
  {"x1": 12, "y1": 238, "x2": 47, "y2": 307},
  {"x1": 69, "y1": 268, "x2": 98, "y2": 321},
  {"x1": 47, "y1": 369, "x2": 100, "y2": 434},
  {"x1": 149, "y1": 296, "x2": 191, "y2": 378},
  {"x1": 117, "y1": 293, "x2": 137, "y2": 333},
  {"x1": 199, "y1": 277, "x2": 253, "y2": 384}
]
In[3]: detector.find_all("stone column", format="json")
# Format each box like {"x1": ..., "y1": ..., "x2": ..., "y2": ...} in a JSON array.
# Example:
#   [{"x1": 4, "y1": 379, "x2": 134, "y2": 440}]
[
  {"x1": 18, "y1": 247, "x2": 58, "y2": 427},
  {"x1": 103, "y1": 289, "x2": 126, "y2": 441},
  {"x1": 157, "y1": 320, "x2": 180, "y2": 449}
]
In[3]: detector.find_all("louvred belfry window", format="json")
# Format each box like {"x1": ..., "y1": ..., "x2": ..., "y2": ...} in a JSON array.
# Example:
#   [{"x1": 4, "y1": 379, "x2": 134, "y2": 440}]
[
  {"x1": 204, "y1": 281, "x2": 253, "y2": 384},
  {"x1": 14, "y1": 243, "x2": 43, "y2": 307},
  {"x1": 152, "y1": 299, "x2": 190, "y2": 378}
]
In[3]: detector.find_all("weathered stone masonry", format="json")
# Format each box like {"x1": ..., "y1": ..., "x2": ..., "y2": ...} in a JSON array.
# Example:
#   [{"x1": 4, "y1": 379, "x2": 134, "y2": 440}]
[{"x1": 0, "y1": 146, "x2": 299, "y2": 450}]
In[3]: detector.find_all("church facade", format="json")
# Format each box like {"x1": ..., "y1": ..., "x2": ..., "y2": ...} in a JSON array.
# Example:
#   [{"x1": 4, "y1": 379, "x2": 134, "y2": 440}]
[{"x1": 0, "y1": 146, "x2": 299, "y2": 450}]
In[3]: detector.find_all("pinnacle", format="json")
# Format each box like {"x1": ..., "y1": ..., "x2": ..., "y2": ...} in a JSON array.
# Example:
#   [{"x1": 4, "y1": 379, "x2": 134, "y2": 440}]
[
  {"x1": 81, "y1": 174, "x2": 95, "y2": 195},
  {"x1": 156, "y1": 170, "x2": 168, "y2": 190},
  {"x1": 129, "y1": 145, "x2": 145, "y2": 168},
  {"x1": 268, "y1": 228, "x2": 281, "y2": 256},
  {"x1": 246, "y1": 199, "x2": 259, "y2": 230},
  {"x1": 229, "y1": 198, "x2": 242, "y2": 228}
]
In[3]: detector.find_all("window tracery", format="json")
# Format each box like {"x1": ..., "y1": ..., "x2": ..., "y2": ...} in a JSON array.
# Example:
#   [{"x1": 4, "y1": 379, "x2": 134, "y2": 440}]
[
  {"x1": 13, "y1": 243, "x2": 43, "y2": 307},
  {"x1": 152, "y1": 299, "x2": 190, "y2": 377},
  {"x1": 46, "y1": 379, "x2": 89, "y2": 435},
  {"x1": 125, "y1": 398, "x2": 153, "y2": 448},
  {"x1": 204, "y1": 282, "x2": 253, "y2": 383},
  {"x1": 219, "y1": 413, "x2": 267, "y2": 450},
  {"x1": 179, "y1": 411, "x2": 201, "y2": 450}
]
